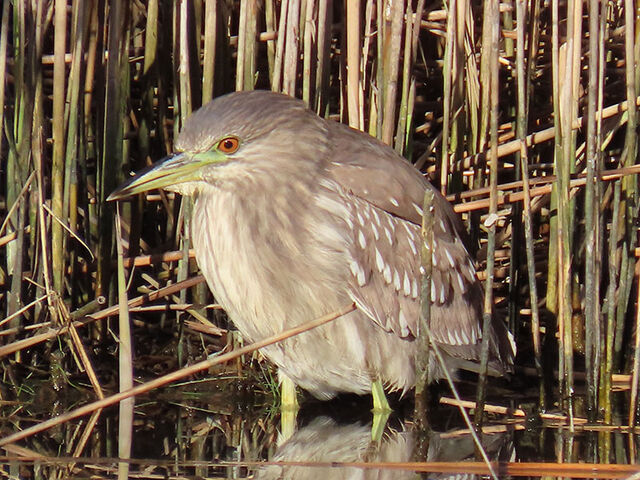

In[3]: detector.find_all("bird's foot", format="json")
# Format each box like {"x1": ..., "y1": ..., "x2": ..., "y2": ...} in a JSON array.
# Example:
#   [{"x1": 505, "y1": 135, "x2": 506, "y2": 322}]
[{"x1": 279, "y1": 375, "x2": 299, "y2": 443}]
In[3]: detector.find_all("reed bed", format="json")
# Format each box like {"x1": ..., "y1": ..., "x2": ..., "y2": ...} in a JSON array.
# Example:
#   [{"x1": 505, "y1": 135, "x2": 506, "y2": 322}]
[{"x1": 0, "y1": 0, "x2": 639, "y2": 467}]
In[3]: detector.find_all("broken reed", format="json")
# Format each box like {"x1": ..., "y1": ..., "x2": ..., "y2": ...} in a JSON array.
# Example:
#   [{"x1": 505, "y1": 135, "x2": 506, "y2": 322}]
[{"x1": 0, "y1": 0, "x2": 639, "y2": 460}]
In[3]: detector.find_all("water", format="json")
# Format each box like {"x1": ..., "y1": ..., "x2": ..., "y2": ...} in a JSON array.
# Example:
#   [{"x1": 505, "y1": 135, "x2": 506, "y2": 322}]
[{"x1": 2, "y1": 372, "x2": 639, "y2": 479}]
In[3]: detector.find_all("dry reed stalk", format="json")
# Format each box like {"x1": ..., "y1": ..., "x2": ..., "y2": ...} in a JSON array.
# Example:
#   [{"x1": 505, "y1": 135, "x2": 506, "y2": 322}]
[
  {"x1": 0, "y1": 276, "x2": 205, "y2": 359},
  {"x1": 415, "y1": 188, "x2": 435, "y2": 427},
  {"x1": 5, "y1": 3, "x2": 28, "y2": 329},
  {"x1": 115, "y1": 208, "x2": 133, "y2": 478},
  {"x1": 546, "y1": 0, "x2": 560, "y2": 324},
  {"x1": 475, "y1": 0, "x2": 500, "y2": 430},
  {"x1": 314, "y1": 0, "x2": 331, "y2": 113},
  {"x1": 202, "y1": 0, "x2": 216, "y2": 103},
  {"x1": 51, "y1": 0, "x2": 67, "y2": 296},
  {"x1": 265, "y1": 0, "x2": 277, "y2": 78},
  {"x1": 619, "y1": 0, "x2": 639, "y2": 414},
  {"x1": 236, "y1": 0, "x2": 258, "y2": 92},
  {"x1": 440, "y1": 397, "x2": 590, "y2": 425},
  {"x1": 65, "y1": 309, "x2": 105, "y2": 401},
  {"x1": 449, "y1": 164, "x2": 640, "y2": 208},
  {"x1": 380, "y1": 0, "x2": 403, "y2": 146},
  {"x1": 515, "y1": 0, "x2": 542, "y2": 405},
  {"x1": 630, "y1": 267, "x2": 640, "y2": 427},
  {"x1": 282, "y1": 0, "x2": 301, "y2": 96},
  {"x1": 584, "y1": 0, "x2": 603, "y2": 421},
  {"x1": 439, "y1": 0, "x2": 455, "y2": 194},
  {"x1": 121, "y1": 249, "x2": 196, "y2": 268},
  {"x1": 97, "y1": 0, "x2": 129, "y2": 297},
  {"x1": 0, "y1": 0, "x2": 9, "y2": 165},
  {"x1": 450, "y1": 96, "x2": 640, "y2": 173},
  {"x1": 302, "y1": 0, "x2": 316, "y2": 108},
  {"x1": 602, "y1": 180, "x2": 621, "y2": 428},
  {"x1": 346, "y1": 0, "x2": 361, "y2": 130},
  {"x1": 271, "y1": 0, "x2": 288, "y2": 92}
]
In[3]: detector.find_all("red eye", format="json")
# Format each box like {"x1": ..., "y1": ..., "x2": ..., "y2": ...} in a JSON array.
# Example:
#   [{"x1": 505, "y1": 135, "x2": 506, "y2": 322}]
[{"x1": 218, "y1": 136, "x2": 240, "y2": 153}]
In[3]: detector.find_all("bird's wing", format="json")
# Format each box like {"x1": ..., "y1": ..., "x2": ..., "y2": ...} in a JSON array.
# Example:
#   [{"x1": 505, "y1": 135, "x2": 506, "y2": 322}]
[
  {"x1": 325, "y1": 122, "x2": 487, "y2": 357},
  {"x1": 323, "y1": 122, "x2": 466, "y2": 230}
]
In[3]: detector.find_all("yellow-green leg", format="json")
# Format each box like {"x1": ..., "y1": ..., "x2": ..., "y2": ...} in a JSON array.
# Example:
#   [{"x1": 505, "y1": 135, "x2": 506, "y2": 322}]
[
  {"x1": 371, "y1": 380, "x2": 391, "y2": 442},
  {"x1": 280, "y1": 373, "x2": 299, "y2": 410},
  {"x1": 279, "y1": 374, "x2": 299, "y2": 443},
  {"x1": 371, "y1": 379, "x2": 391, "y2": 413}
]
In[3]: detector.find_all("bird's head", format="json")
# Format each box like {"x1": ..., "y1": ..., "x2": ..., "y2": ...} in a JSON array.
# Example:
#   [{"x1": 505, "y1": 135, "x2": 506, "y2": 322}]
[{"x1": 108, "y1": 90, "x2": 327, "y2": 201}]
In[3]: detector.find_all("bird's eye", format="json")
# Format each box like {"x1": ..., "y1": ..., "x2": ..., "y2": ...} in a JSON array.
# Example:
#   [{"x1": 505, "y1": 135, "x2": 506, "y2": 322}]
[{"x1": 217, "y1": 136, "x2": 240, "y2": 154}]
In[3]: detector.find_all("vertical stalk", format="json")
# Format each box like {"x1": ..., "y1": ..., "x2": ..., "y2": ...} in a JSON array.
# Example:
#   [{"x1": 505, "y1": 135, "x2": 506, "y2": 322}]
[
  {"x1": 415, "y1": 188, "x2": 435, "y2": 430},
  {"x1": 271, "y1": 0, "x2": 289, "y2": 92},
  {"x1": 114, "y1": 207, "x2": 133, "y2": 478},
  {"x1": 7, "y1": 2, "x2": 35, "y2": 326},
  {"x1": 314, "y1": 0, "x2": 331, "y2": 113},
  {"x1": 202, "y1": 0, "x2": 216, "y2": 104},
  {"x1": 282, "y1": 0, "x2": 300, "y2": 96},
  {"x1": 516, "y1": 0, "x2": 543, "y2": 402},
  {"x1": 0, "y1": 0, "x2": 9, "y2": 158},
  {"x1": 625, "y1": 0, "x2": 639, "y2": 427},
  {"x1": 475, "y1": 0, "x2": 499, "y2": 430},
  {"x1": 373, "y1": 0, "x2": 383, "y2": 138},
  {"x1": 401, "y1": 0, "x2": 424, "y2": 156},
  {"x1": 52, "y1": 0, "x2": 67, "y2": 296},
  {"x1": 32, "y1": 1, "x2": 55, "y2": 321},
  {"x1": 97, "y1": 0, "x2": 128, "y2": 298},
  {"x1": 547, "y1": 0, "x2": 560, "y2": 319},
  {"x1": 302, "y1": 0, "x2": 316, "y2": 108},
  {"x1": 615, "y1": 0, "x2": 639, "y2": 369},
  {"x1": 236, "y1": 0, "x2": 258, "y2": 92},
  {"x1": 265, "y1": 0, "x2": 276, "y2": 77},
  {"x1": 394, "y1": 1, "x2": 413, "y2": 156},
  {"x1": 346, "y1": 0, "x2": 361, "y2": 129},
  {"x1": 380, "y1": 0, "x2": 403, "y2": 146},
  {"x1": 558, "y1": 0, "x2": 581, "y2": 420},
  {"x1": 630, "y1": 262, "x2": 640, "y2": 427},
  {"x1": 63, "y1": 0, "x2": 88, "y2": 306},
  {"x1": 177, "y1": 0, "x2": 194, "y2": 367},
  {"x1": 178, "y1": 0, "x2": 193, "y2": 124},
  {"x1": 139, "y1": 0, "x2": 158, "y2": 159},
  {"x1": 584, "y1": 0, "x2": 602, "y2": 421},
  {"x1": 600, "y1": 180, "x2": 621, "y2": 461}
]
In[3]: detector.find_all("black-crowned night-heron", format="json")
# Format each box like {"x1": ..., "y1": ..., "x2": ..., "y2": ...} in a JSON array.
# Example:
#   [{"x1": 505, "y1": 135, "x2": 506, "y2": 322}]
[{"x1": 109, "y1": 90, "x2": 514, "y2": 407}]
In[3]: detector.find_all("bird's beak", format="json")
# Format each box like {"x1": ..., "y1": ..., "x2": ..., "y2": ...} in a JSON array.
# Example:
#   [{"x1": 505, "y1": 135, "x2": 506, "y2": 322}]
[{"x1": 107, "y1": 151, "x2": 224, "y2": 201}]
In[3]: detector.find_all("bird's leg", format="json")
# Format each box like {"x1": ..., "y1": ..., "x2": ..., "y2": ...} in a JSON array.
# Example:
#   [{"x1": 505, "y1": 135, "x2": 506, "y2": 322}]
[
  {"x1": 280, "y1": 374, "x2": 299, "y2": 409},
  {"x1": 371, "y1": 382, "x2": 390, "y2": 442},
  {"x1": 279, "y1": 373, "x2": 299, "y2": 443},
  {"x1": 370, "y1": 379, "x2": 392, "y2": 441},
  {"x1": 371, "y1": 379, "x2": 391, "y2": 413},
  {"x1": 371, "y1": 410, "x2": 390, "y2": 442}
]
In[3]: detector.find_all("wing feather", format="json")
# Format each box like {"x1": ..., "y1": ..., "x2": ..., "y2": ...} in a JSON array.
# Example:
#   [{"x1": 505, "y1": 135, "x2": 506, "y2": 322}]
[{"x1": 324, "y1": 121, "x2": 511, "y2": 367}]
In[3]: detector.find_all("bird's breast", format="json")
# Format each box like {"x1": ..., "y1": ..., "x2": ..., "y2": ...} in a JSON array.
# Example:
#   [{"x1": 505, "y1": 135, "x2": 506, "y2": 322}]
[{"x1": 191, "y1": 185, "x2": 351, "y2": 342}]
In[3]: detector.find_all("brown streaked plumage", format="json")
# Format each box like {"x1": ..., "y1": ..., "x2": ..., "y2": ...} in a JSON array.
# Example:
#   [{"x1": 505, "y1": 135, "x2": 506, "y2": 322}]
[{"x1": 109, "y1": 90, "x2": 514, "y2": 400}]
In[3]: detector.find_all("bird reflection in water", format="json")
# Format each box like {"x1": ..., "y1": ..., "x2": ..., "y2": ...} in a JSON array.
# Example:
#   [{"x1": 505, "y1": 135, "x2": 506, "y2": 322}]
[{"x1": 255, "y1": 415, "x2": 511, "y2": 480}]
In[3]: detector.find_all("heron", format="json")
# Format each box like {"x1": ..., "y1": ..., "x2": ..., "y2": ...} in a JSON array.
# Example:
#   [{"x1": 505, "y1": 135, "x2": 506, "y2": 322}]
[{"x1": 109, "y1": 90, "x2": 514, "y2": 411}]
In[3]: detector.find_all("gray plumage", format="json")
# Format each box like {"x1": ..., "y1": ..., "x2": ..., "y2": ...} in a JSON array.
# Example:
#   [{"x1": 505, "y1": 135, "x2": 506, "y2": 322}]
[{"x1": 111, "y1": 90, "x2": 514, "y2": 400}]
